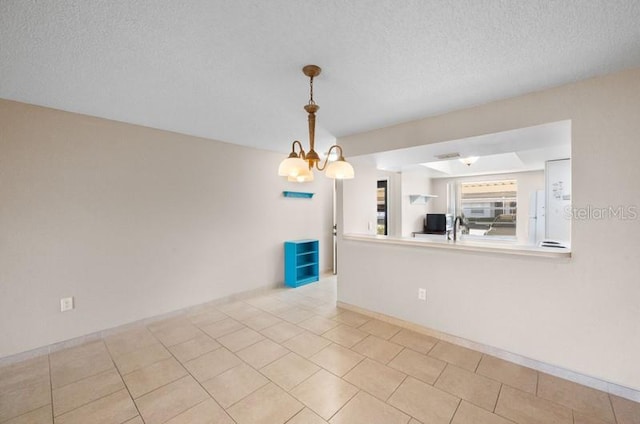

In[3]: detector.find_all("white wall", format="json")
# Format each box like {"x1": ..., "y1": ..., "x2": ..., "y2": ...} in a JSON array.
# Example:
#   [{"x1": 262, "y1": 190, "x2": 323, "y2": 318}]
[
  {"x1": 0, "y1": 99, "x2": 333, "y2": 358},
  {"x1": 430, "y1": 171, "x2": 545, "y2": 244},
  {"x1": 342, "y1": 157, "x2": 378, "y2": 235},
  {"x1": 400, "y1": 169, "x2": 433, "y2": 237},
  {"x1": 337, "y1": 68, "x2": 640, "y2": 391}
]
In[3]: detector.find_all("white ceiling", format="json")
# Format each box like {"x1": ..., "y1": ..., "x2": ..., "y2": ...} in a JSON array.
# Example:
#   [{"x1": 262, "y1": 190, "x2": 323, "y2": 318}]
[
  {"x1": 369, "y1": 120, "x2": 571, "y2": 177},
  {"x1": 1, "y1": 1, "x2": 639, "y2": 154}
]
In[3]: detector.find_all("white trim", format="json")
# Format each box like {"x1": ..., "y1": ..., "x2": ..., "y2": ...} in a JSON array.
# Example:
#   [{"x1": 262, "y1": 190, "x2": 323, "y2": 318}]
[
  {"x1": 343, "y1": 233, "x2": 571, "y2": 258},
  {"x1": 337, "y1": 300, "x2": 640, "y2": 402}
]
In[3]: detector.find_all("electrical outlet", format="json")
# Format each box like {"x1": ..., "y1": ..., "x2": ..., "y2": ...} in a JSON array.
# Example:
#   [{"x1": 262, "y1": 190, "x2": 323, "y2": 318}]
[
  {"x1": 418, "y1": 288, "x2": 427, "y2": 301},
  {"x1": 60, "y1": 297, "x2": 74, "y2": 312}
]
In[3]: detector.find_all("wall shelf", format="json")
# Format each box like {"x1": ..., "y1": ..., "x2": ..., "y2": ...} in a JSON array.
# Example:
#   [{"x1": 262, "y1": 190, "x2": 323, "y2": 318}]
[
  {"x1": 409, "y1": 194, "x2": 438, "y2": 205},
  {"x1": 283, "y1": 191, "x2": 314, "y2": 199},
  {"x1": 284, "y1": 240, "x2": 319, "y2": 287}
]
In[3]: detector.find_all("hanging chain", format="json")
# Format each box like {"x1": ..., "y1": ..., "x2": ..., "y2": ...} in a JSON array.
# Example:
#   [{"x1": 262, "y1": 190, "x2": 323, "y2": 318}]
[{"x1": 308, "y1": 76, "x2": 316, "y2": 105}]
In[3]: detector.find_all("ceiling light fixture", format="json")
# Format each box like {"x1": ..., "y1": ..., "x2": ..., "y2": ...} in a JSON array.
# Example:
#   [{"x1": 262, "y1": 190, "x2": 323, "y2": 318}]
[
  {"x1": 278, "y1": 65, "x2": 355, "y2": 182},
  {"x1": 459, "y1": 156, "x2": 479, "y2": 166}
]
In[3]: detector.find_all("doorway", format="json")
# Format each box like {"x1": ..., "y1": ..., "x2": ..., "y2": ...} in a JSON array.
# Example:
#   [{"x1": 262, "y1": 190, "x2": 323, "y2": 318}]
[{"x1": 377, "y1": 180, "x2": 388, "y2": 235}]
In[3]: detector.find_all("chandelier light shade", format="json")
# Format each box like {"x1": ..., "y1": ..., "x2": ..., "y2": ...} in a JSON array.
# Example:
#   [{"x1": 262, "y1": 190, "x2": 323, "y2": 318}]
[{"x1": 278, "y1": 65, "x2": 355, "y2": 182}]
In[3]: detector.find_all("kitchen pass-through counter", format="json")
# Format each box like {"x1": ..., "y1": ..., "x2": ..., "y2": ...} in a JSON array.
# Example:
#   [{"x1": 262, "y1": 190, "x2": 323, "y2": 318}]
[{"x1": 343, "y1": 233, "x2": 571, "y2": 259}]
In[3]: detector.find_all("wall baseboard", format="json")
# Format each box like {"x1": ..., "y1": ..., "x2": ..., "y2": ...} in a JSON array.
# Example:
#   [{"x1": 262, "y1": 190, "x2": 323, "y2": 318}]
[
  {"x1": 0, "y1": 280, "x2": 286, "y2": 368},
  {"x1": 337, "y1": 301, "x2": 640, "y2": 403}
]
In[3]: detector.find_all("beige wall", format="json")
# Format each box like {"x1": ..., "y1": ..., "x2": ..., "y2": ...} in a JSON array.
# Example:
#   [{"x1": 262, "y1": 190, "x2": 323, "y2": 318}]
[
  {"x1": 0, "y1": 99, "x2": 333, "y2": 358},
  {"x1": 337, "y1": 68, "x2": 640, "y2": 391}
]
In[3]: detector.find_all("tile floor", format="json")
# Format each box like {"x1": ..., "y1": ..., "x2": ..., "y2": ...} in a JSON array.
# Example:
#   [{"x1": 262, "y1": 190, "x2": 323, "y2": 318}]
[{"x1": 1, "y1": 276, "x2": 639, "y2": 424}]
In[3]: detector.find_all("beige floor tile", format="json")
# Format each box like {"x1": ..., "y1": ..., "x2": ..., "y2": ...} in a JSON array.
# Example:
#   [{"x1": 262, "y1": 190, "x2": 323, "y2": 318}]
[
  {"x1": 245, "y1": 295, "x2": 282, "y2": 309},
  {"x1": 217, "y1": 327, "x2": 264, "y2": 352},
  {"x1": 150, "y1": 321, "x2": 205, "y2": 347},
  {"x1": 54, "y1": 389, "x2": 137, "y2": 424},
  {"x1": 495, "y1": 385, "x2": 572, "y2": 424},
  {"x1": 476, "y1": 355, "x2": 537, "y2": 394},
  {"x1": 200, "y1": 318, "x2": 245, "y2": 339},
  {"x1": 310, "y1": 343, "x2": 365, "y2": 376},
  {"x1": 2, "y1": 405, "x2": 52, "y2": 424},
  {"x1": 188, "y1": 309, "x2": 228, "y2": 327},
  {"x1": 164, "y1": 398, "x2": 234, "y2": 424},
  {"x1": 112, "y1": 342, "x2": 172, "y2": 375},
  {"x1": 388, "y1": 348, "x2": 447, "y2": 384},
  {"x1": 260, "y1": 352, "x2": 320, "y2": 390},
  {"x1": 0, "y1": 356, "x2": 49, "y2": 395},
  {"x1": 105, "y1": 328, "x2": 158, "y2": 357},
  {"x1": 227, "y1": 382, "x2": 303, "y2": 424},
  {"x1": 313, "y1": 305, "x2": 345, "y2": 318},
  {"x1": 0, "y1": 381, "x2": 50, "y2": 422},
  {"x1": 250, "y1": 298, "x2": 294, "y2": 314},
  {"x1": 276, "y1": 307, "x2": 316, "y2": 324},
  {"x1": 294, "y1": 296, "x2": 329, "y2": 309},
  {"x1": 451, "y1": 400, "x2": 515, "y2": 424},
  {"x1": 298, "y1": 315, "x2": 340, "y2": 335},
  {"x1": 49, "y1": 340, "x2": 108, "y2": 364},
  {"x1": 329, "y1": 391, "x2": 410, "y2": 424},
  {"x1": 322, "y1": 325, "x2": 368, "y2": 348},
  {"x1": 332, "y1": 310, "x2": 371, "y2": 327},
  {"x1": 358, "y1": 319, "x2": 402, "y2": 340},
  {"x1": 202, "y1": 363, "x2": 269, "y2": 408},
  {"x1": 610, "y1": 395, "x2": 640, "y2": 424},
  {"x1": 217, "y1": 301, "x2": 262, "y2": 321},
  {"x1": 290, "y1": 369, "x2": 358, "y2": 420},
  {"x1": 146, "y1": 316, "x2": 187, "y2": 333},
  {"x1": 435, "y1": 365, "x2": 501, "y2": 411},
  {"x1": 260, "y1": 321, "x2": 305, "y2": 343},
  {"x1": 288, "y1": 408, "x2": 328, "y2": 424},
  {"x1": 390, "y1": 329, "x2": 438, "y2": 354},
  {"x1": 236, "y1": 338, "x2": 290, "y2": 369},
  {"x1": 284, "y1": 331, "x2": 332, "y2": 358},
  {"x1": 134, "y1": 376, "x2": 209, "y2": 424},
  {"x1": 574, "y1": 412, "x2": 612, "y2": 424},
  {"x1": 240, "y1": 312, "x2": 283, "y2": 331},
  {"x1": 183, "y1": 348, "x2": 242, "y2": 382},
  {"x1": 388, "y1": 377, "x2": 460, "y2": 424},
  {"x1": 344, "y1": 358, "x2": 406, "y2": 401},
  {"x1": 52, "y1": 368, "x2": 124, "y2": 416},
  {"x1": 352, "y1": 335, "x2": 403, "y2": 364},
  {"x1": 123, "y1": 417, "x2": 144, "y2": 424},
  {"x1": 168, "y1": 334, "x2": 220, "y2": 363},
  {"x1": 123, "y1": 357, "x2": 187, "y2": 399},
  {"x1": 50, "y1": 342, "x2": 114, "y2": 389},
  {"x1": 537, "y1": 373, "x2": 615, "y2": 422},
  {"x1": 428, "y1": 341, "x2": 482, "y2": 371}
]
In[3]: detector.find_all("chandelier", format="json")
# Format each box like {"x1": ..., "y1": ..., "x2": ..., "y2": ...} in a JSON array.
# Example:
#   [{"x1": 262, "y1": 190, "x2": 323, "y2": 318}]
[{"x1": 278, "y1": 65, "x2": 355, "y2": 182}]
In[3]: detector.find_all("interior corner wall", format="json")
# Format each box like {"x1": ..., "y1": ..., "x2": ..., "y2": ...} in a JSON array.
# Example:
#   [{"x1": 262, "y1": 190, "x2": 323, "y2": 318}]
[
  {"x1": 342, "y1": 157, "x2": 377, "y2": 235},
  {"x1": 400, "y1": 169, "x2": 433, "y2": 237},
  {"x1": 336, "y1": 67, "x2": 640, "y2": 391},
  {"x1": 0, "y1": 99, "x2": 333, "y2": 358}
]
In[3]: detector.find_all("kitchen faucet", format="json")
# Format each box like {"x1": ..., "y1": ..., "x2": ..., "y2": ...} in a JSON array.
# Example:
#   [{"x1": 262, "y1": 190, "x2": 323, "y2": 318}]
[{"x1": 453, "y1": 216, "x2": 464, "y2": 241}]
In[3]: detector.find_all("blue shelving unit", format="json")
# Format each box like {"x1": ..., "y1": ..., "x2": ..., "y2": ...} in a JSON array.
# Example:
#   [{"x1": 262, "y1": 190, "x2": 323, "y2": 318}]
[{"x1": 284, "y1": 239, "x2": 319, "y2": 288}]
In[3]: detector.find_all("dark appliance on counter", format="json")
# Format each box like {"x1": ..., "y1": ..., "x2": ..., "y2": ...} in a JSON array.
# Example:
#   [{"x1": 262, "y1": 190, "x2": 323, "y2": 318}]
[{"x1": 424, "y1": 213, "x2": 453, "y2": 235}]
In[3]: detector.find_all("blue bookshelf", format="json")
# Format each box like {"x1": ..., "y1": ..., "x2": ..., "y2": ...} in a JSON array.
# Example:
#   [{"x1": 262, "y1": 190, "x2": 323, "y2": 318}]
[{"x1": 284, "y1": 239, "x2": 319, "y2": 288}]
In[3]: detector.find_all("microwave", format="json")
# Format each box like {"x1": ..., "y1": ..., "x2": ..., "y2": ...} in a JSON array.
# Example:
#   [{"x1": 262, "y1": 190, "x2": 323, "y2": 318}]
[{"x1": 424, "y1": 214, "x2": 453, "y2": 234}]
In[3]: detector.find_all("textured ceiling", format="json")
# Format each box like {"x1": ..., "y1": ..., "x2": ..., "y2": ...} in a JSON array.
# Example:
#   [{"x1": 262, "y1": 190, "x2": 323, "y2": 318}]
[{"x1": 2, "y1": 1, "x2": 640, "y2": 154}]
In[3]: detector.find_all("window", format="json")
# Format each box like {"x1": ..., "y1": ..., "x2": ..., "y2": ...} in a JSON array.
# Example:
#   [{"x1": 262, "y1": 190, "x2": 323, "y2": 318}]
[
  {"x1": 459, "y1": 180, "x2": 517, "y2": 238},
  {"x1": 377, "y1": 180, "x2": 388, "y2": 235}
]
